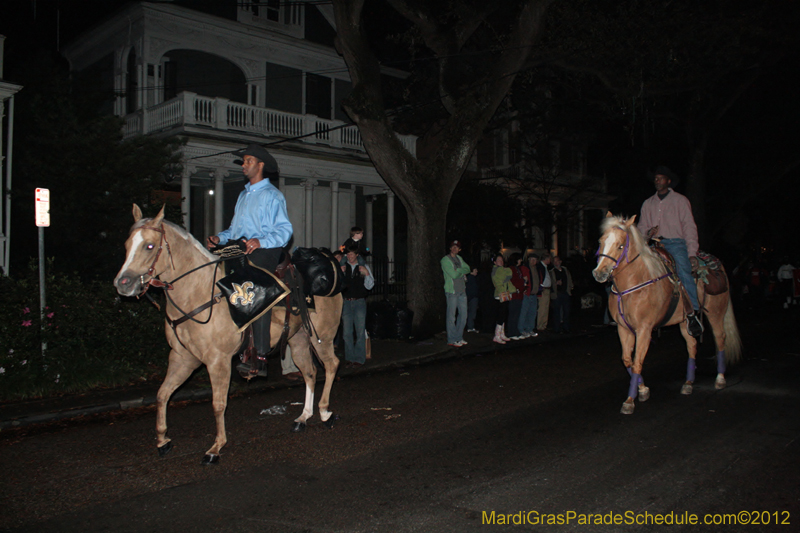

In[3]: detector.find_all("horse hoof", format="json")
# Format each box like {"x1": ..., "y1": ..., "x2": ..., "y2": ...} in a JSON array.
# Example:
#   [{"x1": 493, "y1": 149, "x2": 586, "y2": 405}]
[
  {"x1": 715, "y1": 375, "x2": 726, "y2": 390},
  {"x1": 323, "y1": 414, "x2": 339, "y2": 430},
  {"x1": 681, "y1": 383, "x2": 694, "y2": 395},
  {"x1": 291, "y1": 422, "x2": 307, "y2": 433},
  {"x1": 638, "y1": 386, "x2": 650, "y2": 402},
  {"x1": 620, "y1": 401, "x2": 635, "y2": 415},
  {"x1": 201, "y1": 454, "x2": 220, "y2": 465},
  {"x1": 157, "y1": 441, "x2": 173, "y2": 457}
]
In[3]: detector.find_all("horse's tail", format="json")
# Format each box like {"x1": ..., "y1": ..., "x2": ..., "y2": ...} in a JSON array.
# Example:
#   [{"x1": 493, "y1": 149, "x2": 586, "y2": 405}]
[{"x1": 723, "y1": 297, "x2": 742, "y2": 365}]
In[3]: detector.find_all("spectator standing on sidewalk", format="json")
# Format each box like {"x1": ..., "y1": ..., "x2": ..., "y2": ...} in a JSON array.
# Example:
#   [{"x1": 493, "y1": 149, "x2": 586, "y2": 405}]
[
  {"x1": 491, "y1": 253, "x2": 515, "y2": 344},
  {"x1": 777, "y1": 257, "x2": 797, "y2": 309},
  {"x1": 507, "y1": 253, "x2": 526, "y2": 340},
  {"x1": 466, "y1": 267, "x2": 480, "y2": 333},
  {"x1": 441, "y1": 240, "x2": 471, "y2": 347},
  {"x1": 549, "y1": 255, "x2": 574, "y2": 334},
  {"x1": 537, "y1": 253, "x2": 553, "y2": 332},
  {"x1": 518, "y1": 254, "x2": 540, "y2": 338},
  {"x1": 341, "y1": 244, "x2": 374, "y2": 367}
]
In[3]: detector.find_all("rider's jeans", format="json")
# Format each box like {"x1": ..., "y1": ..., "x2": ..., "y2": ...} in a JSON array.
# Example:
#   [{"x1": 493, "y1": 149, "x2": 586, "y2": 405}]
[{"x1": 660, "y1": 238, "x2": 698, "y2": 310}]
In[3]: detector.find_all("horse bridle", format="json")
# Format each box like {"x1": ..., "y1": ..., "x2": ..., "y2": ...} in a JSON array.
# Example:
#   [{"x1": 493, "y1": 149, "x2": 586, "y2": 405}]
[
  {"x1": 135, "y1": 223, "x2": 226, "y2": 329},
  {"x1": 138, "y1": 224, "x2": 176, "y2": 292},
  {"x1": 596, "y1": 228, "x2": 673, "y2": 333},
  {"x1": 595, "y1": 230, "x2": 639, "y2": 275}
]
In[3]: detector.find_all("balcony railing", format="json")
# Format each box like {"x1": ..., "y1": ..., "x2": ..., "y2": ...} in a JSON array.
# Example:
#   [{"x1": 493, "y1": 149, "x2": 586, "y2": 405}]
[{"x1": 123, "y1": 91, "x2": 417, "y2": 157}]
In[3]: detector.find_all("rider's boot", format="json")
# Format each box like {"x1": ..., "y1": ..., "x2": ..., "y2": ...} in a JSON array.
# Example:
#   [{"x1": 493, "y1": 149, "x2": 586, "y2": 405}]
[{"x1": 686, "y1": 311, "x2": 704, "y2": 338}]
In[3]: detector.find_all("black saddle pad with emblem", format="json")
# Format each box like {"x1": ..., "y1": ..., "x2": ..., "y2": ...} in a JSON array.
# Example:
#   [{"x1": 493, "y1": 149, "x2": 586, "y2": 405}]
[{"x1": 216, "y1": 259, "x2": 290, "y2": 332}]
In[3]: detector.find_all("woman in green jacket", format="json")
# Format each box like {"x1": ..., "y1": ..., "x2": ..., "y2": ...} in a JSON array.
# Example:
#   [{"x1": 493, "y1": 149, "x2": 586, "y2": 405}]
[{"x1": 491, "y1": 253, "x2": 515, "y2": 344}]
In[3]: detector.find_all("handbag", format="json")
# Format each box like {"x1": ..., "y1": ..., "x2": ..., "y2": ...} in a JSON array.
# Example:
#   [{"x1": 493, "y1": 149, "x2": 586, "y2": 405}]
[{"x1": 499, "y1": 291, "x2": 512, "y2": 303}]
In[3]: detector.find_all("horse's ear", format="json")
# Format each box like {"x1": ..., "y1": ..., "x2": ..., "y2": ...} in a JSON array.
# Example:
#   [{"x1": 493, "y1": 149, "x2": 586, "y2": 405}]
[
  {"x1": 132, "y1": 204, "x2": 143, "y2": 222},
  {"x1": 625, "y1": 215, "x2": 637, "y2": 227},
  {"x1": 152, "y1": 204, "x2": 166, "y2": 226},
  {"x1": 605, "y1": 211, "x2": 614, "y2": 218}
]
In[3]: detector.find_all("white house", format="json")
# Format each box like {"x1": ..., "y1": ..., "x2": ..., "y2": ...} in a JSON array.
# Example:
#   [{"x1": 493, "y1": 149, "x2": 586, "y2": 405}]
[
  {"x1": 62, "y1": 0, "x2": 414, "y2": 261},
  {"x1": 0, "y1": 35, "x2": 24, "y2": 276}
]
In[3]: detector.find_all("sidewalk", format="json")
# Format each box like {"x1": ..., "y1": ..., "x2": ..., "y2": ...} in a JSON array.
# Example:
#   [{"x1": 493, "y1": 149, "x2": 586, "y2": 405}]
[{"x1": 0, "y1": 312, "x2": 607, "y2": 430}]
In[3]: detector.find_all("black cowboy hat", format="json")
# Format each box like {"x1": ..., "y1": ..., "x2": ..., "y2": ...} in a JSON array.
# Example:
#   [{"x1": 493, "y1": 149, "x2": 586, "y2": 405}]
[
  {"x1": 648, "y1": 166, "x2": 679, "y2": 188},
  {"x1": 232, "y1": 144, "x2": 279, "y2": 174}
]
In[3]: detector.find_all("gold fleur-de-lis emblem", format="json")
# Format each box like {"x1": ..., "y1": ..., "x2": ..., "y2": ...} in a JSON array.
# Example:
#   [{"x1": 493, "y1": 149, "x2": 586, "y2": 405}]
[{"x1": 230, "y1": 281, "x2": 255, "y2": 306}]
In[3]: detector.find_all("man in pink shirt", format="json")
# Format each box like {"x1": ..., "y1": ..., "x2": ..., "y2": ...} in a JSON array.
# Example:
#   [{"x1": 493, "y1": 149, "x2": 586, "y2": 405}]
[{"x1": 639, "y1": 166, "x2": 703, "y2": 337}]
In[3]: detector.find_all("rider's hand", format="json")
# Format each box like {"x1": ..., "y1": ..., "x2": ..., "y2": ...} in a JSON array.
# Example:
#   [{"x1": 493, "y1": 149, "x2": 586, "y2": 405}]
[
  {"x1": 206, "y1": 235, "x2": 220, "y2": 250},
  {"x1": 244, "y1": 238, "x2": 261, "y2": 254},
  {"x1": 646, "y1": 226, "x2": 659, "y2": 239}
]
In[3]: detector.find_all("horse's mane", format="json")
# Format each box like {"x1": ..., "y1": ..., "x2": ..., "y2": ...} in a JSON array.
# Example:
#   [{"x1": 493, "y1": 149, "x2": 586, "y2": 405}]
[
  {"x1": 601, "y1": 215, "x2": 666, "y2": 278},
  {"x1": 133, "y1": 217, "x2": 216, "y2": 260}
]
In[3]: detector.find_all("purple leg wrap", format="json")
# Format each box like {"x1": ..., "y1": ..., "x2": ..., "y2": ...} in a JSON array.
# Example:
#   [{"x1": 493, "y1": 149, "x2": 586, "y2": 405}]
[
  {"x1": 686, "y1": 358, "x2": 696, "y2": 382},
  {"x1": 716, "y1": 350, "x2": 726, "y2": 374},
  {"x1": 627, "y1": 370, "x2": 641, "y2": 399},
  {"x1": 626, "y1": 367, "x2": 643, "y2": 383}
]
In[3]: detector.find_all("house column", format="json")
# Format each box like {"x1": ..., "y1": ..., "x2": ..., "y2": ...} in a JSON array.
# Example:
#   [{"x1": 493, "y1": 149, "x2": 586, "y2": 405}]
[
  {"x1": 329, "y1": 181, "x2": 339, "y2": 249},
  {"x1": 181, "y1": 165, "x2": 195, "y2": 232},
  {"x1": 214, "y1": 171, "x2": 224, "y2": 234},
  {"x1": 365, "y1": 195, "x2": 374, "y2": 262},
  {"x1": 304, "y1": 179, "x2": 316, "y2": 247},
  {"x1": 386, "y1": 189, "x2": 395, "y2": 279}
]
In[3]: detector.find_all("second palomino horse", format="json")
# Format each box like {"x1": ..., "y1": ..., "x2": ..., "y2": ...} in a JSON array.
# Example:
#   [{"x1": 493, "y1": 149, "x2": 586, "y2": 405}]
[
  {"x1": 114, "y1": 205, "x2": 342, "y2": 463},
  {"x1": 592, "y1": 213, "x2": 741, "y2": 414}
]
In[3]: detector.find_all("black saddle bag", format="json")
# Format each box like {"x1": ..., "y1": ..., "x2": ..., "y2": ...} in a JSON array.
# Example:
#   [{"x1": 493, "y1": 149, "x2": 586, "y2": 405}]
[
  {"x1": 291, "y1": 247, "x2": 343, "y2": 297},
  {"x1": 216, "y1": 259, "x2": 290, "y2": 332}
]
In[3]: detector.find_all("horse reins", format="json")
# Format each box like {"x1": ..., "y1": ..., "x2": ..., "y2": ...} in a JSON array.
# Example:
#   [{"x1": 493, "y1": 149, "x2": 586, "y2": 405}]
[{"x1": 136, "y1": 224, "x2": 225, "y2": 331}]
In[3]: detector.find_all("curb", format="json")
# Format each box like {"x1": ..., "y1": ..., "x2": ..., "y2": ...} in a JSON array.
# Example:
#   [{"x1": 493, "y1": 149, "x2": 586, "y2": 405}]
[{"x1": 1, "y1": 327, "x2": 605, "y2": 430}]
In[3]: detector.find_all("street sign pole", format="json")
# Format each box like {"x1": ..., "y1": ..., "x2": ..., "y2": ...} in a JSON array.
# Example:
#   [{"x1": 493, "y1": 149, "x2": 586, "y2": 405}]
[{"x1": 35, "y1": 188, "x2": 50, "y2": 357}]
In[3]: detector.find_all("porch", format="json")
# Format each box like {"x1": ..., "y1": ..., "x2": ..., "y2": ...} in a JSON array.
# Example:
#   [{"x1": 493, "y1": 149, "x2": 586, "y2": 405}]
[{"x1": 122, "y1": 91, "x2": 417, "y2": 157}]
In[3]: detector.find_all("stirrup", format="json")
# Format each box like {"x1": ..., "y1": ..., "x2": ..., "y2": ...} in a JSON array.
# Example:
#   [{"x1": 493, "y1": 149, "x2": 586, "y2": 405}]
[{"x1": 686, "y1": 312, "x2": 703, "y2": 338}]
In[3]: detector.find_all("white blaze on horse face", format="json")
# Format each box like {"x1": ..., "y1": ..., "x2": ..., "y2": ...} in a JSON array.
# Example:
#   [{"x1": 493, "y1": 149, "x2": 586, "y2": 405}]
[
  {"x1": 599, "y1": 233, "x2": 618, "y2": 266},
  {"x1": 118, "y1": 231, "x2": 145, "y2": 278}
]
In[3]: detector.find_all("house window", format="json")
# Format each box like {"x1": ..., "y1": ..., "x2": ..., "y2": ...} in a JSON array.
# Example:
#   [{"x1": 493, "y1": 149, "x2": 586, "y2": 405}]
[
  {"x1": 305, "y1": 73, "x2": 332, "y2": 120},
  {"x1": 265, "y1": 0, "x2": 281, "y2": 22},
  {"x1": 126, "y1": 48, "x2": 138, "y2": 115},
  {"x1": 265, "y1": 62, "x2": 302, "y2": 113}
]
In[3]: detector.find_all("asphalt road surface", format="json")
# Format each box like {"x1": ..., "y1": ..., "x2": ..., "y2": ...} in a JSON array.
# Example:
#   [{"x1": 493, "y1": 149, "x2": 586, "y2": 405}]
[{"x1": 1, "y1": 309, "x2": 798, "y2": 532}]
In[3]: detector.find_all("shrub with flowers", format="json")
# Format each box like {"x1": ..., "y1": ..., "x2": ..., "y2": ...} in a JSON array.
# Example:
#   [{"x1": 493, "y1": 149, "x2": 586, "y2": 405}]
[{"x1": 0, "y1": 262, "x2": 170, "y2": 400}]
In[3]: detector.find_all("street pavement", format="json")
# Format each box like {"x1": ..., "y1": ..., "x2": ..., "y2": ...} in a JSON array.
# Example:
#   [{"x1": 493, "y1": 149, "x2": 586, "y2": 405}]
[{"x1": 0, "y1": 310, "x2": 610, "y2": 430}]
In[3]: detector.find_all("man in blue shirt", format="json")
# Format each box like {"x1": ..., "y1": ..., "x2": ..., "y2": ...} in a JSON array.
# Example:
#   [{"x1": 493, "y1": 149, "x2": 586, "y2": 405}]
[{"x1": 207, "y1": 144, "x2": 293, "y2": 376}]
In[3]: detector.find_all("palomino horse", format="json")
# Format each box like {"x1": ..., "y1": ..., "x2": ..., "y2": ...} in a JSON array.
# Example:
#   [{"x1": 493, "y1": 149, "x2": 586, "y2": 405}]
[
  {"x1": 592, "y1": 213, "x2": 741, "y2": 415},
  {"x1": 114, "y1": 205, "x2": 342, "y2": 464}
]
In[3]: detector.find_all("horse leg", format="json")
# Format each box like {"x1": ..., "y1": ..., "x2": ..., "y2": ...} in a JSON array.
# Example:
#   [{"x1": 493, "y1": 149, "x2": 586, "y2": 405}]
[
  {"x1": 288, "y1": 334, "x2": 317, "y2": 432},
  {"x1": 705, "y1": 294, "x2": 729, "y2": 390},
  {"x1": 313, "y1": 337, "x2": 340, "y2": 428},
  {"x1": 618, "y1": 326, "x2": 637, "y2": 414},
  {"x1": 155, "y1": 350, "x2": 202, "y2": 456},
  {"x1": 679, "y1": 320, "x2": 699, "y2": 395},
  {"x1": 200, "y1": 351, "x2": 232, "y2": 465},
  {"x1": 621, "y1": 328, "x2": 653, "y2": 414}
]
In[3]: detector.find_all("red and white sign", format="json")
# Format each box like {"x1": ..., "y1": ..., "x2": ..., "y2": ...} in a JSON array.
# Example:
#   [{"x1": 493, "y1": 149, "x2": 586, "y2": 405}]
[{"x1": 35, "y1": 188, "x2": 50, "y2": 227}]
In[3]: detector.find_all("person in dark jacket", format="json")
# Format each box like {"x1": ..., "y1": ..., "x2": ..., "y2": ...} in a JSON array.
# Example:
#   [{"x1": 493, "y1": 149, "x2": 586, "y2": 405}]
[
  {"x1": 466, "y1": 267, "x2": 480, "y2": 333},
  {"x1": 341, "y1": 244, "x2": 375, "y2": 367}
]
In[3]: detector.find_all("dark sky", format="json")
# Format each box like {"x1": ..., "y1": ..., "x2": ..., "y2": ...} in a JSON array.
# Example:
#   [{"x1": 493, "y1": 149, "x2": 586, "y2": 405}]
[{"x1": 2, "y1": 0, "x2": 798, "y2": 262}]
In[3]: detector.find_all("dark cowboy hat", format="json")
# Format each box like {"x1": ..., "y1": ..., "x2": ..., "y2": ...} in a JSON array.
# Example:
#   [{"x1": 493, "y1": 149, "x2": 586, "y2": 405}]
[
  {"x1": 232, "y1": 144, "x2": 279, "y2": 174},
  {"x1": 648, "y1": 166, "x2": 679, "y2": 188}
]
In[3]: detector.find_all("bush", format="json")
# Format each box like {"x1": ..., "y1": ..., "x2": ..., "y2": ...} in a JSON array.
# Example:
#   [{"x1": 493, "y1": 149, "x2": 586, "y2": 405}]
[{"x1": 0, "y1": 262, "x2": 169, "y2": 401}]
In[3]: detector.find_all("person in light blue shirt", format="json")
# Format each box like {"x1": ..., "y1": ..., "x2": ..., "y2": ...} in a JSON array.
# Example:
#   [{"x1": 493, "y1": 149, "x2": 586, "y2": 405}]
[{"x1": 207, "y1": 144, "x2": 293, "y2": 377}]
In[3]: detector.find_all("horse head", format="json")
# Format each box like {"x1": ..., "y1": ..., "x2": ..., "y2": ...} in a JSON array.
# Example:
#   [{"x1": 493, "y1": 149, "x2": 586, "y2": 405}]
[
  {"x1": 592, "y1": 212, "x2": 637, "y2": 283},
  {"x1": 114, "y1": 204, "x2": 170, "y2": 297}
]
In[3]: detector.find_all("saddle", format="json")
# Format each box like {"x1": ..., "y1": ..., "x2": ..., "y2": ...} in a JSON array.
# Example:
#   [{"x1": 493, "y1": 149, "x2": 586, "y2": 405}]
[
  {"x1": 649, "y1": 239, "x2": 728, "y2": 296},
  {"x1": 694, "y1": 251, "x2": 728, "y2": 295}
]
